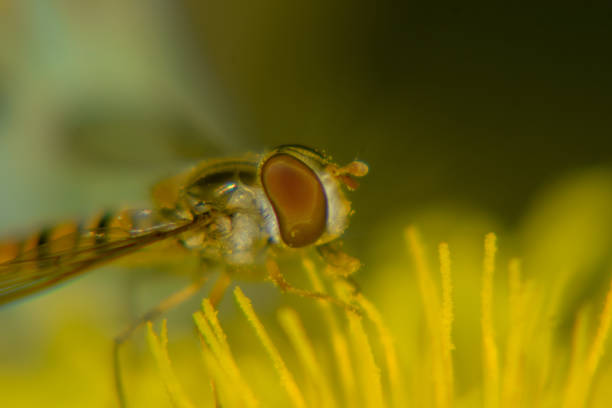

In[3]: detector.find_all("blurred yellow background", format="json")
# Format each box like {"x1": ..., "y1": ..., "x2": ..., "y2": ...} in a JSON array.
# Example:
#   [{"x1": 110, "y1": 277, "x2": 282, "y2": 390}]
[{"x1": 1, "y1": 2, "x2": 612, "y2": 407}]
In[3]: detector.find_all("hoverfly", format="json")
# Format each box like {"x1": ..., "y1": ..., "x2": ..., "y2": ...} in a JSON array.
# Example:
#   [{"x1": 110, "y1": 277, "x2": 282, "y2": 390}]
[
  {"x1": 0, "y1": 144, "x2": 368, "y2": 305},
  {"x1": 0, "y1": 144, "x2": 368, "y2": 406}
]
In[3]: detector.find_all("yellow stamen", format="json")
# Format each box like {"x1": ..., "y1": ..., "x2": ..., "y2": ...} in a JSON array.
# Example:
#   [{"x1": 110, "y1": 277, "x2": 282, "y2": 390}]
[
  {"x1": 562, "y1": 307, "x2": 590, "y2": 408},
  {"x1": 194, "y1": 299, "x2": 258, "y2": 408},
  {"x1": 502, "y1": 258, "x2": 524, "y2": 408},
  {"x1": 347, "y1": 311, "x2": 385, "y2": 408},
  {"x1": 586, "y1": 276, "x2": 612, "y2": 376},
  {"x1": 303, "y1": 259, "x2": 357, "y2": 407},
  {"x1": 278, "y1": 308, "x2": 336, "y2": 408},
  {"x1": 405, "y1": 226, "x2": 449, "y2": 408},
  {"x1": 234, "y1": 286, "x2": 306, "y2": 408},
  {"x1": 482, "y1": 232, "x2": 499, "y2": 408},
  {"x1": 438, "y1": 242, "x2": 455, "y2": 404},
  {"x1": 146, "y1": 320, "x2": 196, "y2": 408}
]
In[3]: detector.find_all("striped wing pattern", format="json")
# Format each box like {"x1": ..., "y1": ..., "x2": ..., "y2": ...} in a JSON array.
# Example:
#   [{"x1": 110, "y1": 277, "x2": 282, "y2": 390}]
[{"x1": 0, "y1": 209, "x2": 204, "y2": 305}]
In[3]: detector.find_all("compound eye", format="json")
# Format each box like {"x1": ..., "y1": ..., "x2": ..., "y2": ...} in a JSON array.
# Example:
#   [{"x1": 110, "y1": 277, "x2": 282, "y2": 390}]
[{"x1": 262, "y1": 154, "x2": 327, "y2": 247}]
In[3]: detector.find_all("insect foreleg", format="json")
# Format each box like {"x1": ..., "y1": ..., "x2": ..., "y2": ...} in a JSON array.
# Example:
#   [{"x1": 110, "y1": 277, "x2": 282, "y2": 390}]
[
  {"x1": 316, "y1": 240, "x2": 363, "y2": 295},
  {"x1": 316, "y1": 240, "x2": 361, "y2": 277},
  {"x1": 265, "y1": 257, "x2": 360, "y2": 314}
]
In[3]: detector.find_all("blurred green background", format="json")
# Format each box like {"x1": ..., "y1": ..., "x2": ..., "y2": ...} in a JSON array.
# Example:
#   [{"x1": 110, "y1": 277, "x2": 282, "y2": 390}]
[{"x1": 1, "y1": 2, "x2": 612, "y2": 407}]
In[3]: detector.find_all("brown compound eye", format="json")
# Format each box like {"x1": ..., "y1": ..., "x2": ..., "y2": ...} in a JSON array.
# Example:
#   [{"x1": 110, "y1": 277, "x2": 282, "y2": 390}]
[{"x1": 261, "y1": 154, "x2": 327, "y2": 247}]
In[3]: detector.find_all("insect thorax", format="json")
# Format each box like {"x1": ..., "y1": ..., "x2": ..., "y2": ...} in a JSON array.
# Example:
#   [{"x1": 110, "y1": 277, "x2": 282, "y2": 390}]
[{"x1": 178, "y1": 160, "x2": 272, "y2": 266}]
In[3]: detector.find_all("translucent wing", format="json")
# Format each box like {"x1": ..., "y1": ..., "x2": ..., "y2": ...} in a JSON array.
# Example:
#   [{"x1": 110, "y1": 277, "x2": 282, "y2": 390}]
[{"x1": 0, "y1": 210, "x2": 209, "y2": 306}]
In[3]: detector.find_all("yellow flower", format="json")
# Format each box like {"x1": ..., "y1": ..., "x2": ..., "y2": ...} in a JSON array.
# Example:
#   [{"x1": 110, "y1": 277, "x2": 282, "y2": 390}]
[{"x1": 147, "y1": 225, "x2": 612, "y2": 407}]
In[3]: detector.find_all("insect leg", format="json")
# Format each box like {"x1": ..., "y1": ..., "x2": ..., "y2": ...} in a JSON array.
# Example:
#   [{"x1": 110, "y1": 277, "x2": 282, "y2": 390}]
[
  {"x1": 113, "y1": 275, "x2": 208, "y2": 408},
  {"x1": 208, "y1": 270, "x2": 232, "y2": 308},
  {"x1": 317, "y1": 241, "x2": 362, "y2": 294},
  {"x1": 316, "y1": 240, "x2": 361, "y2": 276},
  {"x1": 265, "y1": 257, "x2": 360, "y2": 314}
]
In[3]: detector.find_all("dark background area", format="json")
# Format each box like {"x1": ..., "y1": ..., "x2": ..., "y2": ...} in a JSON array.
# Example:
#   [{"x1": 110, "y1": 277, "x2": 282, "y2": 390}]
[
  {"x1": 2, "y1": 3, "x2": 611, "y2": 228},
  {"x1": 179, "y1": 2, "x2": 612, "y2": 224}
]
